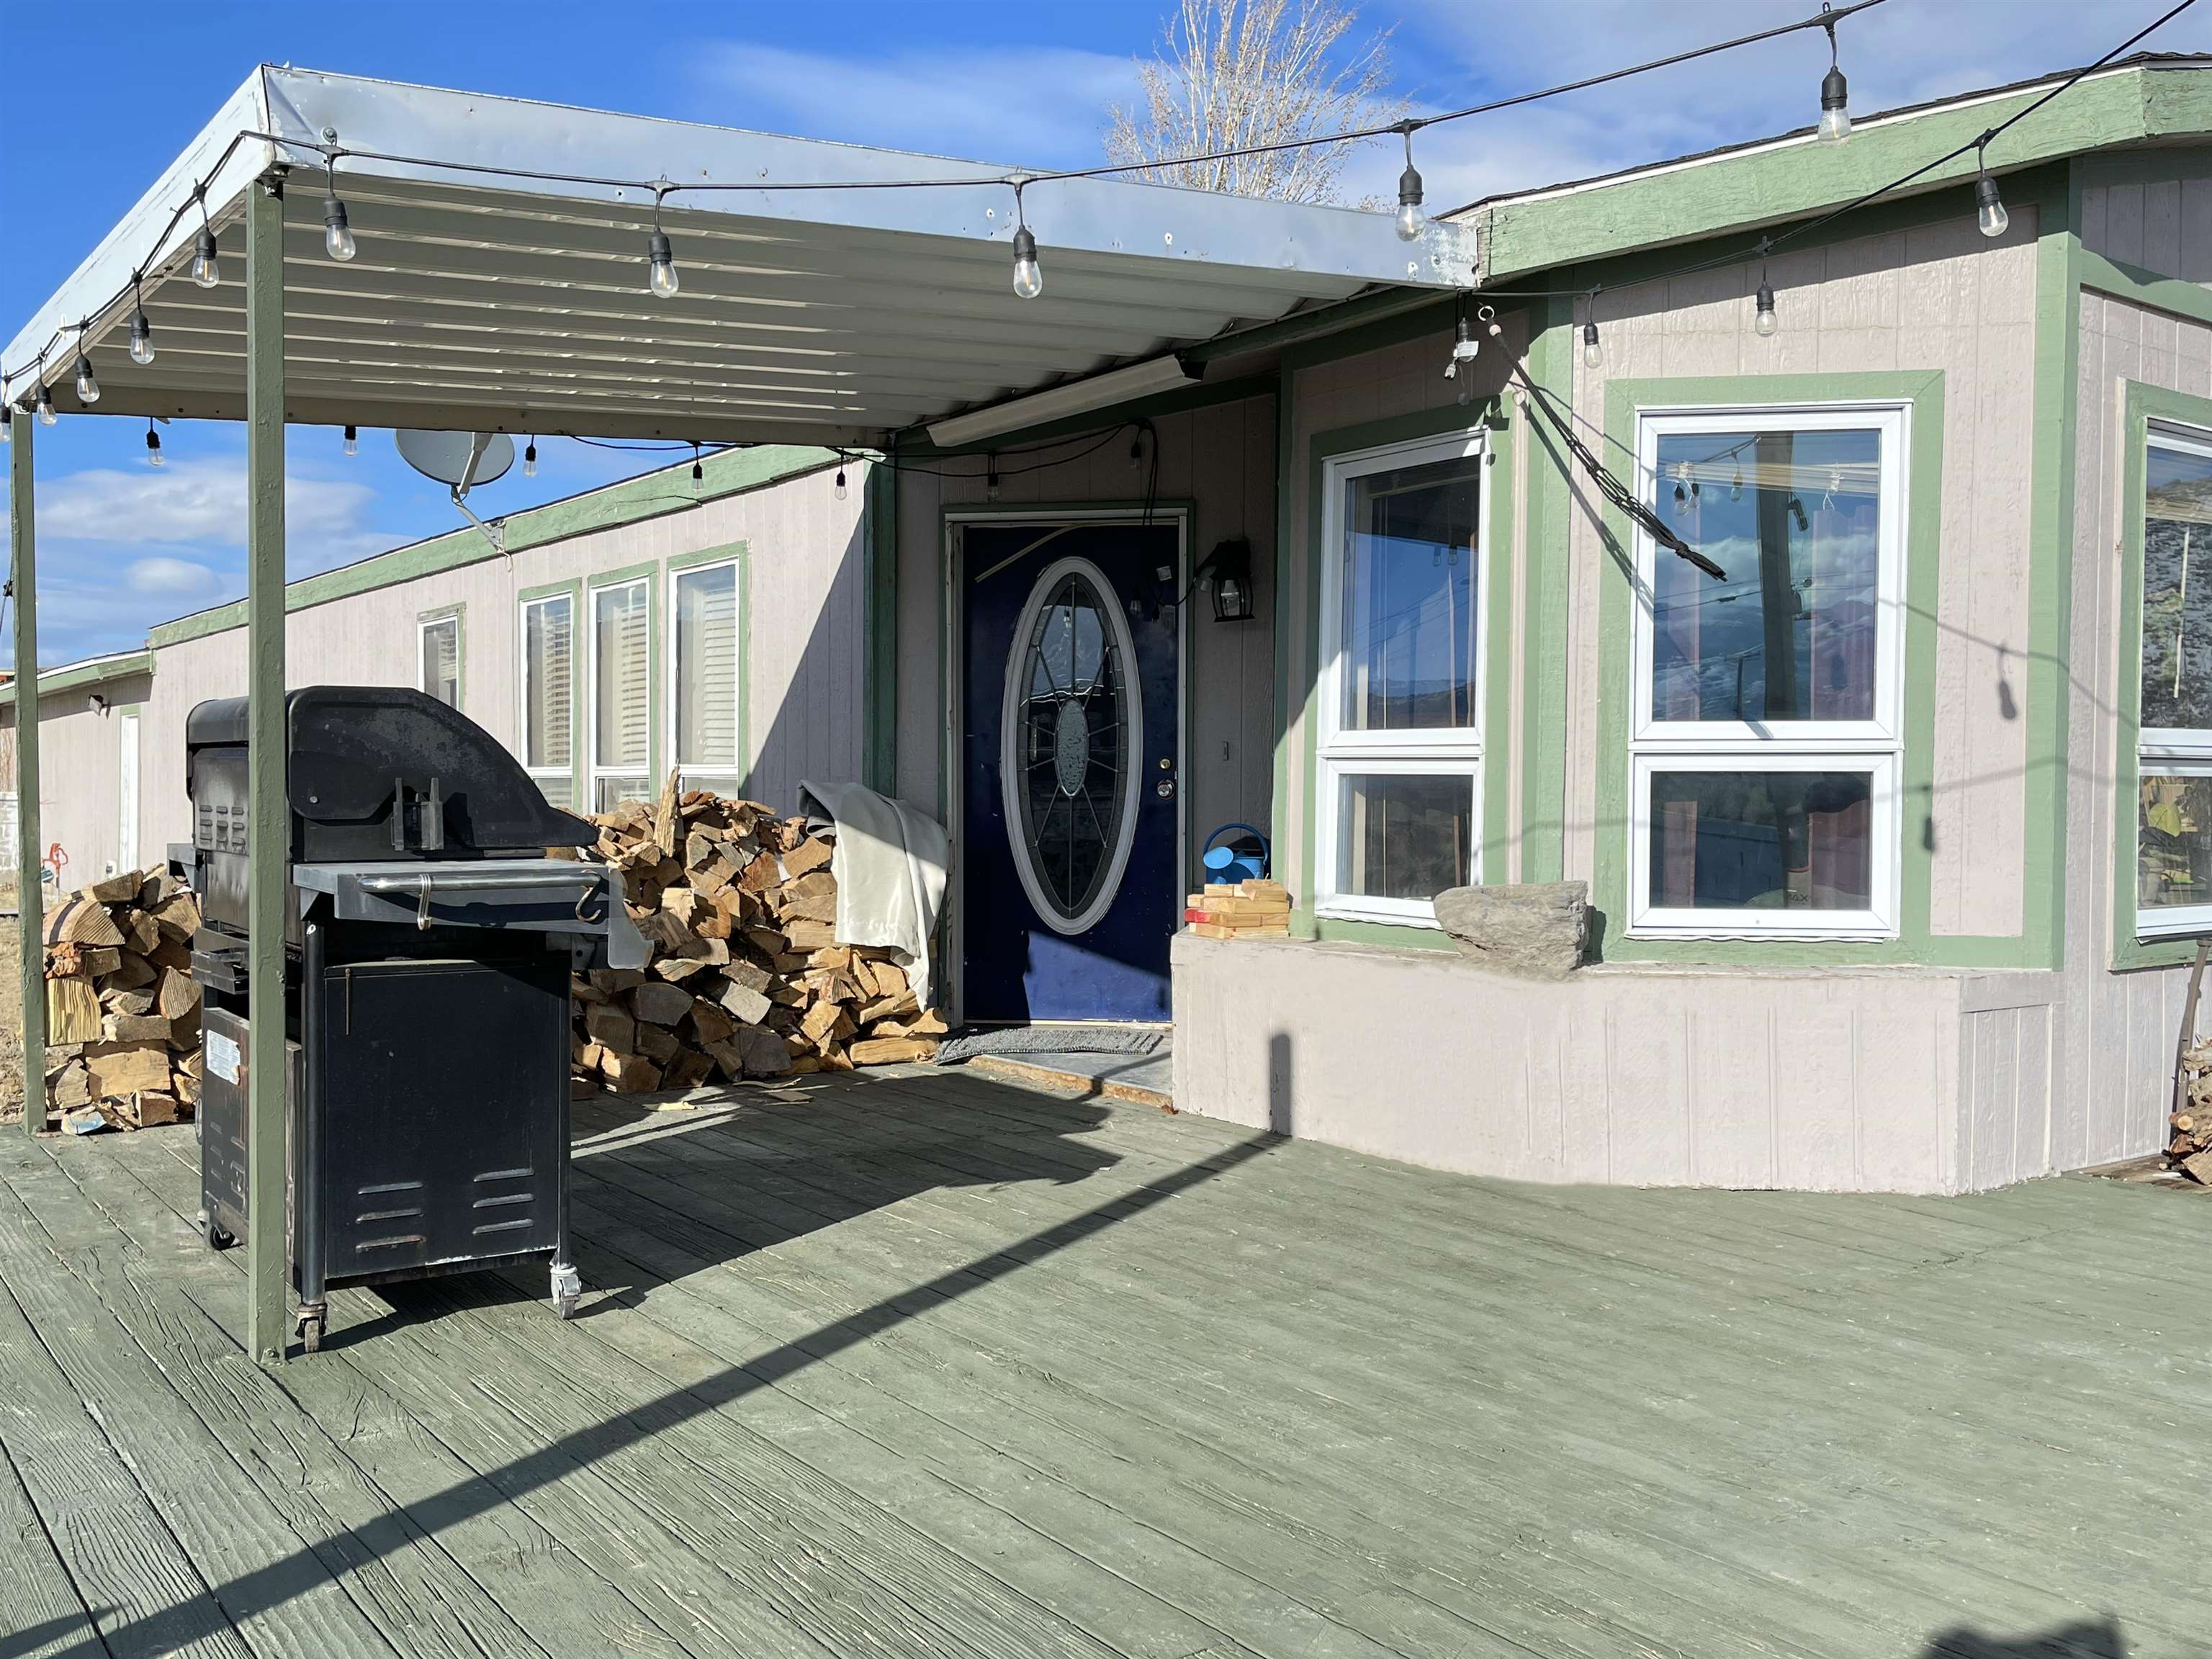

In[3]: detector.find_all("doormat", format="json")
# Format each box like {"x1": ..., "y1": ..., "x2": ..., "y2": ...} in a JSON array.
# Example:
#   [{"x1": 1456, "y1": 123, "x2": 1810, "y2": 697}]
[{"x1": 934, "y1": 1025, "x2": 1168, "y2": 1065}]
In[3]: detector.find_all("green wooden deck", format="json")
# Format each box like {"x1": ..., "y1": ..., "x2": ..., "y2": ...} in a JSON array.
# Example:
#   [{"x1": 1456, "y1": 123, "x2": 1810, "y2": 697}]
[{"x1": 0, "y1": 1066, "x2": 2199, "y2": 1659}]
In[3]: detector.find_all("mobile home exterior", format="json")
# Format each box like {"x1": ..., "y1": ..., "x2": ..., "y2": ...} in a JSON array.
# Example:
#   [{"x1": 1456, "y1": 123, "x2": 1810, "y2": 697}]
[{"x1": 12, "y1": 56, "x2": 2208, "y2": 1192}]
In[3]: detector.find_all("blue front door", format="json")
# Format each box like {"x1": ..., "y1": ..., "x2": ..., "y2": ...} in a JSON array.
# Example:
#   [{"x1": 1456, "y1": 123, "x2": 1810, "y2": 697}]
[{"x1": 961, "y1": 521, "x2": 1180, "y2": 1023}]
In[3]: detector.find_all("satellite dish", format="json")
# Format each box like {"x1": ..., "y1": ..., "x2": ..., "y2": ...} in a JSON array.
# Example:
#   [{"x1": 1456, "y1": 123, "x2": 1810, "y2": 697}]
[{"x1": 394, "y1": 429, "x2": 515, "y2": 490}]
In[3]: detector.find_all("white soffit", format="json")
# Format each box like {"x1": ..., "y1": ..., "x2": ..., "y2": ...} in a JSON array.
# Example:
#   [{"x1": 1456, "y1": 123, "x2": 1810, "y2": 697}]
[{"x1": 2, "y1": 67, "x2": 1479, "y2": 446}]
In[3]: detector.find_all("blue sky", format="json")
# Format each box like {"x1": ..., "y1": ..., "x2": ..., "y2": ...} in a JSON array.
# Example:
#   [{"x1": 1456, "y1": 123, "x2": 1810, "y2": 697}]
[{"x1": 2, "y1": 0, "x2": 2200, "y2": 667}]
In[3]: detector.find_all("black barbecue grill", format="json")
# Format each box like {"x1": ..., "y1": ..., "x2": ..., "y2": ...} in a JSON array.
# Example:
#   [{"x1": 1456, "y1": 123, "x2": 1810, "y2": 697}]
[{"x1": 184, "y1": 685, "x2": 645, "y2": 1349}]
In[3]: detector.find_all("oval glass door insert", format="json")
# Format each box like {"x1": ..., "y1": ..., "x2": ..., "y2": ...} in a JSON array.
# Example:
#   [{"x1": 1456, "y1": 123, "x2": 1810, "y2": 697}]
[{"x1": 999, "y1": 555, "x2": 1145, "y2": 935}]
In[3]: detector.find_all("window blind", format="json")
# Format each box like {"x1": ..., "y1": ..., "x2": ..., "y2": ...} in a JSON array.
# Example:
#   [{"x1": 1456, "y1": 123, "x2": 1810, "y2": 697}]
[
  {"x1": 421, "y1": 618, "x2": 459, "y2": 707},
  {"x1": 594, "y1": 583, "x2": 650, "y2": 771},
  {"x1": 676, "y1": 564, "x2": 739, "y2": 768},
  {"x1": 523, "y1": 595, "x2": 572, "y2": 770}
]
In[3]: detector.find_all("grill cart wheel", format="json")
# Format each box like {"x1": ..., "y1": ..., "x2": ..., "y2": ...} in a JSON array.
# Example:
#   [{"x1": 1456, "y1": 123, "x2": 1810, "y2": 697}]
[
  {"x1": 297, "y1": 1305, "x2": 326, "y2": 1354},
  {"x1": 552, "y1": 1260, "x2": 582, "y2": 1321},
  {"x1": 199, "y1": 1211, "x2": 235, "y2": 1251},
  {"x1": 555, "y1": 1295, "x2": 579, "y2": 1321}
]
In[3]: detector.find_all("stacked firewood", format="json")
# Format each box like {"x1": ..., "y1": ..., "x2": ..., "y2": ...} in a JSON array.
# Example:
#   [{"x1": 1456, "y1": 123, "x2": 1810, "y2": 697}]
[
  {"x1": 568, "y1": 779, "x2": 945, "y2": 1094},
  {"x1": 2170, "y1": 1037, "x2": 2212, "y2": 1184},
  {"x1": 40, "y1": 870, "x2": 204, "y2": 1131}
]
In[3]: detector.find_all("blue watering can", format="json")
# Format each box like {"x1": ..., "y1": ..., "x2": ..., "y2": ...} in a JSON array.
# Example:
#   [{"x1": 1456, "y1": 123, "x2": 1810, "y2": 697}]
[{"x1": 1202, "y1": 822, "x2": 1270, "y2": 886}]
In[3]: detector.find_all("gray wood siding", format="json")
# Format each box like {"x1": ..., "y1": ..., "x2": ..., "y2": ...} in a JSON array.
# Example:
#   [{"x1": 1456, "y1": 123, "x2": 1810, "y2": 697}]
[
  {"x1": 893, "y1": 393, "x2": 1278, "y2": 880},
  {"x1": 2080, "y1": 154, "x2": 2212, "y2": 284},
  {"x1": 135, "y1": 464, "x2": 863, "y2": 860},
  {"x1": 0, "y1": 671, "x2": 154, "y2": 884},
  {"x1": 2056, "y1": 289, "x2": 2212, "y2": 1169}
]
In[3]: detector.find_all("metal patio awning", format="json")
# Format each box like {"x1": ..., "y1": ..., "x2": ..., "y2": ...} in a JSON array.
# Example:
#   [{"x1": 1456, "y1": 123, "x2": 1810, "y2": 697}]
[{"x1": 2, "y1": 66, "x2": 1478, "y2": 446}]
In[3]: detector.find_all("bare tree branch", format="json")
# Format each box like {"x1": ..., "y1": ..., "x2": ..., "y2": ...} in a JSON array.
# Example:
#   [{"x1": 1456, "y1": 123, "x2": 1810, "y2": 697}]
[{"x1": 1103, "y1": 0, "x2": 1408, "y2": 205}]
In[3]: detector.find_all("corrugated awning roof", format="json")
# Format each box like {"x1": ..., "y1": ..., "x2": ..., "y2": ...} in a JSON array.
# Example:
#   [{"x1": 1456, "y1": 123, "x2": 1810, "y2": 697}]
[{"x1": 1, "y1": 67, "x2": 1479, "y2": 446}]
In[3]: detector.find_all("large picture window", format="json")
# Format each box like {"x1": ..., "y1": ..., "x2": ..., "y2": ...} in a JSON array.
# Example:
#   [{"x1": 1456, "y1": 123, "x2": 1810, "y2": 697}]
[
  {"x1": 590, "y1": 577, "x2": 652, "y2": 813},
  {"x1": 673, "y1": 559, "x2": 743, "y2": 796},
  {"x1": 2138, "y1": 423, "x2": 2212, "y2": 938},
  {"x1": 1629, "y1": 406, "x2": 1908, "y2": 938},
  {"x1": 520, "y1": 592, "x2": 574, "y2": 810},
  {"x1": 1316, "y1": 430, "x2": 1485, "y2": 925}
]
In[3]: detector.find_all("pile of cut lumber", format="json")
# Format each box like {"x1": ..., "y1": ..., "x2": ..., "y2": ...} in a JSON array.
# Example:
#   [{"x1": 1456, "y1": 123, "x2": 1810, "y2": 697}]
[
  {"x1": 570, "y1": 778, "x2": 945, "y2": 1094},
  {"x1": 2170, "y1": 1035, "x2": 2212, "y2": 1184},
  {"x1": 1184, "y1": 878, "x2": 1291, "y2": 940},
  {"x1": 40, "y1": 869, "x2": 204, "y2": 1131}
]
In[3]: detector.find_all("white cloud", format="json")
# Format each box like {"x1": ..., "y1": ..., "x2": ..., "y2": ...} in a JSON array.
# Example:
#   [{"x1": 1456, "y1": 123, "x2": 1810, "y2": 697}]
[
  {"x1": 125, "y1": 555, "x2": 224, "y2": 596},
  {"x1": 688, "y1": 42, "x2": 1141, "y2": 169},
  {"x1": 40, "y1": 457, "x2": 385, "y2": 553}
]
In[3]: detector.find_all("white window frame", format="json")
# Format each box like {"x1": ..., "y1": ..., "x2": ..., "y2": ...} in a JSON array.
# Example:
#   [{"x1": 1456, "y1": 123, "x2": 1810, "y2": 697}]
[
  {"x1": 1628, "y1": 402, "x2": 1911, "y2": 940},
  {"x1": 667, "y1": 556, "x2": 745, "y2": 795},
  {"x1": 588, "y1": 576, "x2": 652, "y2": 813},
  {"x1": 517, "y1": 590, "x2": 574, "y2": 809},
  {"x1": 417, "y1": 613, "x2": 460, "y2": 708},
  {"x1": 2136, "y1": 421, "x2": 2212, "y2": 939},
  {"x1": 1314, "y1": 427, "x2": 1488, "y2": 927}
]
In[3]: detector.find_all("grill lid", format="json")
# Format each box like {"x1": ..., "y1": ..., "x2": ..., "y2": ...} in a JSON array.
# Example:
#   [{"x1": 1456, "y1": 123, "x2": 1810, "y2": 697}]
[{"x1": 187, "y1": 686, "x2": 594, "y2": 857}]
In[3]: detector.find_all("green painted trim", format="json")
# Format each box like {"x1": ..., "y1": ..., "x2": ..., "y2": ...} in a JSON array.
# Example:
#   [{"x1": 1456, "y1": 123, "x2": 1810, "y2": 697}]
[
  {"x1": 2026, "y1": 168, "x2": 2082, "y2": 968},
  {"x1": 1520, "y1": 294, "x2": 1575, "y2": 886},
  {"x1": 864, "y1": 458, "x2": 899, "y2": 795},
  {"x1": 1481, "y1": 401, "x2": 1516, "y2": 881},
  {"x1": 1478, "y1": 66, "x2": 2193, "y2": 285},
  {"x1": 1298, "y1": 402, "x2": 1506, "y2": 923},
  {"x1": 415, "y1": 602, "x2": 464, "y2": 710},
  {"x1": 1270, "y1": 362, "x2": 1306, "y2": 934},
  {"x1": 2112, "y1": 380, "x2": 2212, "y2": 970},
  {"x1": 0, "y1": 649, "x2": 153, "y2": 709},
  {"x1": 146, "y1": 444, "x2": 839, "y2": 650},
  {"x1": 1591, "y1": 369, "x2": 1987, "y2": 968},
  {"x1": 583, "y1": 559, "x2": 661, "y2": 805},
  {"x1": 1315, "y1": 917, "x2": 1455, "y2": 952},
  {"x1": 10, "y1": 384, "x2": 42, "y2": 1136},
  {"x1": 2078, "y1": 248, "x2": 2212, "y2": 328},
  {"x1": 516, "y1": 579, "x2": 584, "y2": 809},
  {"x1": 662, "y1": 543, "x2": 745, "y2": 575}
]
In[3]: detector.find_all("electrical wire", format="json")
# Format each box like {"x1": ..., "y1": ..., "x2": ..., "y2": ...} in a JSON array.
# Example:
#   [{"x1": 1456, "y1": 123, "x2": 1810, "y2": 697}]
[{"x1": 0, "y1": 1, "x2": 1888, "y2": 396}]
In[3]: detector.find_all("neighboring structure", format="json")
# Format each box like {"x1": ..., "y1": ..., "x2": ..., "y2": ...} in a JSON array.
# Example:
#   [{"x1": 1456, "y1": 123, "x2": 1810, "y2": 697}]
[{"x1": 9, "y1": 55, "x2": 2209, "y2": 1193}]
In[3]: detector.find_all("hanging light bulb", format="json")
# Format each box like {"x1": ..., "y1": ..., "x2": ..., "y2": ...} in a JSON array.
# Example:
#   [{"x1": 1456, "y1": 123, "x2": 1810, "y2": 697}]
[
  {"x1": 145, "y1": 421, "x2": 163, "y2": 468},
  {"x1": 1, "y1": 405, "x2": 12, "y2": 444},
  {"x1": 73, "y1": 350, "x2": 100, "y2": 406},
  {"x1": 1394, "y1": 125, "x2": 1426, "y2": 243},
  {"x1": 647, "y1": 187, "x2": 680, "y2": 297},
  {"x1": 323, "y1": 193, "x2": 356, "y2": 261},
  {"x1": 1012, "y1": 224, "x2": 1043, "y2": 300},
  {"x1": 1755, "y1": 276, "x2": 1779, "y2": 338},
  {"x1": 35, "y1": 383, "x2": 56, "y2": 426},
  {"x1": 191, "y1": 224, "x2": 220, "y2": 288},
  {"x1": 834, "y1": 464, "x2": 848, "y2": 501},
  {"x1": 986, "y1": 457, "x2": 1002, "y2": 502},
  {"x1": 343, "y1": 423, "x2": 359, "y2": 457},
  {"x1": 1582, "y1": 318, "x2": 1603, "y2": 371},
  {"x1": 523, "y1": 438, "x2": 537, "y2": 480},
  {"x1": 691, "y1": 442, "x2": 703, "y2": 487},
  {"x1": 129, "y1": 292, "x2": 155, "y2": 365},
  {"x1": 1975, "y1": 151, "x2": 2009, "y2": 239},
  {"x1": 1730, "y1": 463, "x2": 1743, "y2": 503},
  {"x1": 1817, "y1": 12, "x2": 1851, "y2": 145}
]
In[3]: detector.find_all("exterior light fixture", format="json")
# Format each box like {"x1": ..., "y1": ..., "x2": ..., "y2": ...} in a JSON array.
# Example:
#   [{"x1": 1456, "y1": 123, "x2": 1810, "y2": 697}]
[
  {"x1": 145, "y1": 420, "x2": 163, "y2": 467},
  {"x1": 191, "y1": 223, "x2": 220, "y2": 288},
  {"x1": 1203, "y1": 537, "x2": 1257, "y2": 624},
  {"x1": 523, "y1": 438, "x2": 537, "y2": 479},
  {"x1": 1755, "y1": 276, "x2": 1779, "y2": 337},
  {"x1": 1, "y1": 405, "x2": 10, "y2": 444},
  {"x1": 73, "y1": 346, "x2": 100, "y2": 406},
  {"x1": 35, "y1": 382, "x2": 56, "y2": 426},
  {"x1": 343, "y1": 423, "x2": 359, "y2": 457},
  {"x1": 647, "y1": 186, "x2": 679, "y2": 298},
  {"x1": 1395, "y1": 124, "x2": 1426, "y2": 242},
  {"x1": 323, "y1": 190, "x2": 356, "y2": 261},
  {"x1": 1582, "y1": 319, "x2": 1603, "y2": 371},
  {"x1": 1817, "y1": 9, "x2": 1851, "y2": 145},
  {"x1": 1974, "y1": 142, "x2": 2009, "y2": 238},
  {"x1": 1010, "y1": 180, "x2": 1043, "y2": 300},
  {"x1": 834, "y1": 464, "x2": 848, "y2": 501},
  {"x1": 986, "y1": 457, "x2": 1001, "y2": 501}
]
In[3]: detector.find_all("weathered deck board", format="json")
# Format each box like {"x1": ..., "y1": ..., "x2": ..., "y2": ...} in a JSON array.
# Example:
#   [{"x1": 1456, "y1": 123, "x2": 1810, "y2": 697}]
[{"x1": 1, "y1": 1068, "x2": 2204, "y2": 1658}]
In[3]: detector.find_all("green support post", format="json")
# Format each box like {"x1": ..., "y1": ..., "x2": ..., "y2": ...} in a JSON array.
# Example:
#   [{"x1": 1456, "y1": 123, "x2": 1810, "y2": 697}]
[
  {"x1": 9, "y1": 408, "x2": 42, "y2": 1135},
  {"x1": 863, "y1": 455, "x2": 899, "y2": 795},
  {"x1": 246, "y1": 173, "x2": 289, "y2": 1364}
]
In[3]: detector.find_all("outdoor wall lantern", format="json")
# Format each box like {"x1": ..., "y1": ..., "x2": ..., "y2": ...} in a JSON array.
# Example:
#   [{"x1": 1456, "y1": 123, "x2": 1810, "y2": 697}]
[{"x1": 1202, "y1": 536, "x2": 1257, "y2": 624}]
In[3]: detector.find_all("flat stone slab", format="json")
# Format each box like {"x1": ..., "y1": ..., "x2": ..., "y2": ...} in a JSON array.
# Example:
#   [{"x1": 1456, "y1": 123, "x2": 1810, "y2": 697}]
[{"x1": 1433, "y1": 881, "x2": 1589, "y2": 979}]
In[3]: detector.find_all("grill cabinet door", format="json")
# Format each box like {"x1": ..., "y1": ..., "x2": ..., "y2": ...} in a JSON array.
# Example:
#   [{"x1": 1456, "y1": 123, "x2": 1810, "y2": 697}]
[{"x1": 314, "y1": 956, "x2": 567, "y2": 1280}]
